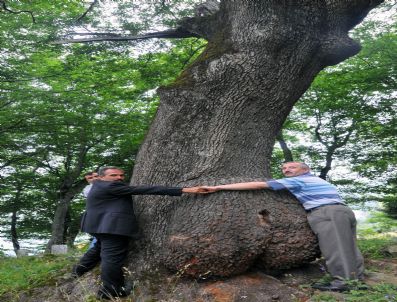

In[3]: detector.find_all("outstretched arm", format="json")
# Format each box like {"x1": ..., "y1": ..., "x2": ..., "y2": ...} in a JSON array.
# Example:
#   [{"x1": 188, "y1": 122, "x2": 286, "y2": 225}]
[{"x1": 199, "y1": 182, "x2": 269, "y2": 193}]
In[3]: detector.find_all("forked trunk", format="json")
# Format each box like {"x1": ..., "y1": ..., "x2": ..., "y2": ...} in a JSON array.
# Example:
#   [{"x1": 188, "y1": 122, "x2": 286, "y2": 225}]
[{"x1": 130, "y1": 0, "x2": 383, "y2": 278}]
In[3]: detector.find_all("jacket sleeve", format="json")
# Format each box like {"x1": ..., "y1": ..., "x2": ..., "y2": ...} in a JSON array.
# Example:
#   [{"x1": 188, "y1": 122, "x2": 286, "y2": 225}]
[{"x1": 108, "y1": 181, "x2": 183, "y2": 196}]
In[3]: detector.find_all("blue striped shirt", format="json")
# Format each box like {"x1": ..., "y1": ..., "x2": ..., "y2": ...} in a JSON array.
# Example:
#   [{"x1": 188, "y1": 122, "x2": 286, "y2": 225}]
[{"x1": 266, "y1": 173, "x2": 345, "y2": 210}]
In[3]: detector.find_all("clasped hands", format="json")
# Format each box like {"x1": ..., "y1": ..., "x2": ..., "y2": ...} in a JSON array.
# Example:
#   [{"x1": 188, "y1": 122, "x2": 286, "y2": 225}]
[{"x1": 181, "y1": 186, "x2": 219, "y2": 194}]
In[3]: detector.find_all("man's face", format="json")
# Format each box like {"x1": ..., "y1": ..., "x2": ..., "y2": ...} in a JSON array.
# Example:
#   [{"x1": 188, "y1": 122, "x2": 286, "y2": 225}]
[
  {"x1": 281, "y1": 162, "x2": 309, "y2": 177},
  {"x1": 100, "y1": 169, "x2": 125, "y2": 182},
  {"x1": 85, "y1": 173, "x2": 98, "y2": 184}
]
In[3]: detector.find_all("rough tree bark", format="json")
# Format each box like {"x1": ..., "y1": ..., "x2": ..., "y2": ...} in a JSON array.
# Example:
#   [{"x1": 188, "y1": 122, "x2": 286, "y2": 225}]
[
  {"x1": 128, "y1": 0, "x2": 383, "y2": 279},
  {"x1": 126, "y1": 0, "x2": 382, "y2": 277}
]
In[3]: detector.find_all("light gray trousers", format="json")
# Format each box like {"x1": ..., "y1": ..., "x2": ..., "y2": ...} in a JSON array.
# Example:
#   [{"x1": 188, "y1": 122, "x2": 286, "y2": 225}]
[{"x1": 307, "y1": 204, "x2": 364, "y2": 280}]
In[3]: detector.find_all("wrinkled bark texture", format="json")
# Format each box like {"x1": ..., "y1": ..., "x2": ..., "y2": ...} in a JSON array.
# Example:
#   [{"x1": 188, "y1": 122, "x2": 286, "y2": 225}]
[{"x1": 129, "y1": 0, "x2": 383, "y2": 278}]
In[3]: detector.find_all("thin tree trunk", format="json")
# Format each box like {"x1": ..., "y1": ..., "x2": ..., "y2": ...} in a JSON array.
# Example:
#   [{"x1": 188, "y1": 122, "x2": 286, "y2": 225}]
[
  {"x1": 11, "y1": 209, "x2": 20, "y2": 253},
  {"x1": 319, "y1": 150, "x2": 335, "y2": 180},
  {"x1": 66, "y1": 206, "x2": 81, "y2": 247},
  {"x1": 315, "y1": 117, "x2": 356, "y2": 180},
  {"x1": 46, "y1": 181, "x2": 86, "y2": 251},
  {"x1": 10, "y1": 183, "x2": 23, "y2": 255},
  {"x1": 46, "y1": 194, "x2": 74, "y2": 250},
  {"x1": 46, "y1": 145, "x2": 89, "y2": 251},
  {"x1": 277, "y1": 131, "x2": 294, "y2": 162}
]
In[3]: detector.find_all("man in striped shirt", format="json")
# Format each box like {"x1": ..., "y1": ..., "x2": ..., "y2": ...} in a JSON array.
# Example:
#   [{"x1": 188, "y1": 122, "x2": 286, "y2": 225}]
[{"x1": 201, "y1": 162, "x2": 364, "y2": 291}]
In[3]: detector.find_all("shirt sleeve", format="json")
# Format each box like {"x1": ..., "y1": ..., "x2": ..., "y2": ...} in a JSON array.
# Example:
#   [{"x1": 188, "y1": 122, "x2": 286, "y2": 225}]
[
  {"x1": 266, "y1": 177, "x2": 303, "y2": 192},
  {"x1": 82, "y1": 184, "x2": 92, "y2": 197},
  {"x1": 108, "y1": 181, "x2": 183, "y2": 196}
]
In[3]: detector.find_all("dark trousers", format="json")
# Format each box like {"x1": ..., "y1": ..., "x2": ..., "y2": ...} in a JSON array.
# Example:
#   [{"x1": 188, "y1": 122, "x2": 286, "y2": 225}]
[{"x1": 74, "y1": 233, "x2": 130, "y2": 296}]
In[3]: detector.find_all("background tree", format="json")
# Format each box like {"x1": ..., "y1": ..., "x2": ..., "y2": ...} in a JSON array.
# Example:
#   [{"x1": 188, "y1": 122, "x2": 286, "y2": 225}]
[
  {"x1": 0, "y1": 1, "x2": 204, "y2": 252},
  {"x1": 278, "y1": 13, "x2": 396, "y2": 213}
]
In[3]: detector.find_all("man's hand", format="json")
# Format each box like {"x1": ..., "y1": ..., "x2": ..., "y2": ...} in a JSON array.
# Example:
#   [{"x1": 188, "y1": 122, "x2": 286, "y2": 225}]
[
  {"x1": 197, "y1": 186, "x2": 219, "y2": 193},
  {"x1": 182, "y1": 186, "x2": 216, "y2": 194},
  {"x1": 182, "y1": 182, "x2": 267, "y2": 194}
]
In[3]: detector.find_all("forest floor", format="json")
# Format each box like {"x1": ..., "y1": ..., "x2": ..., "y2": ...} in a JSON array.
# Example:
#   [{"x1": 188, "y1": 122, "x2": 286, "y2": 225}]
[
  {"x1": 7, "y1": 255, "x2": 396, "y2": 302},
  {"x1": 2, "y1": 226, "x2": 397, "y2": 301},
  {"x1": 280, "y1": 257, "x2": 397, "y2": 301}
]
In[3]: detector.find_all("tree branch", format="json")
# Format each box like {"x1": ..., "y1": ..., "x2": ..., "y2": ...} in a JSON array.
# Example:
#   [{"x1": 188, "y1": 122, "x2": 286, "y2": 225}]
[
  {"x1": 54, "y1": 0, "x2": 220, "y2": 44},
  {"x1": 63, "y1": 32, "x2": 123, "y2": 36},
  {"x1": 180, "y1": 42, "x2": 206, "y2": 69},
  {"x1": 276, "y1": 130, "x2": 294, "y2": 162},
  {"x1": 76, "y1": 0, "x2": 98, "y2": 23},
  {"x1": 0, "y1": 0, "x2": 36, "y2": 23},
  {"x1": 54, "y1": 28, "x2": 199, "y2": 44},
  {"x1": 314, "y1": 110, "x2": 328, "y2": 147}
]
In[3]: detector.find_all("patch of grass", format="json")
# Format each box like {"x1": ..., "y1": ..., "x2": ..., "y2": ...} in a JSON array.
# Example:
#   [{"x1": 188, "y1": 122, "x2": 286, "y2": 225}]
[
  {"x1": 359, "y1": 211, "x2": 397, "y2": 235},
  {"x1": 311, "y1": 292, "x2": 338, "y2": 301},
  {"x1": 309, "y1": 283, "x2": 397, "y2": 302},
  {"x1": 312, "y1": 273, "x2": 334, "y2": 285},
  {"x1": 357, "y1": 212, "x2": 397, "y2": 259},
  {"x1": 308, "y1": 271, "x2": 397, "y2": 302},
  {"x1": 357, "y1": 237, "x2": 396, "y2": 259},
  {"x1": 0, "y1": 253, "x2": 76, "y2": 298},
  {"x1": 344, "y1": 283, "x2": 397, "y2": 302}
]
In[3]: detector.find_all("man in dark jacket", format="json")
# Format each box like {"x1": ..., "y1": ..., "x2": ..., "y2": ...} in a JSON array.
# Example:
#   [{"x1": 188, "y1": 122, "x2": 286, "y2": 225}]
[{"x1": 72, "y1": 166, "x2": 203, "y2": 300}]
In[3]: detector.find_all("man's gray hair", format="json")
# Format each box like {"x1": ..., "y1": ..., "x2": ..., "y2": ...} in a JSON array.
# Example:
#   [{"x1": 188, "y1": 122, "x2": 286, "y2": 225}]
[
  {"x1": 98, "y1": 166, "x2": 123, "y2": 176},
  {"x1": 298, "y1": 162, "x2": 310, "y2": 170},
  {"x1": 283, "y1": 162, "x2": 311, "y2": 170}
]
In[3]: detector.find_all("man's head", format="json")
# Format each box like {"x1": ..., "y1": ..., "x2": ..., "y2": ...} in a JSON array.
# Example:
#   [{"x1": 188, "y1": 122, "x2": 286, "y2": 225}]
[
  {"x1": 281, "y1": 162, "x2": 310, "y2": 177},
  {"x1": 84, "y1": 171, "x2": 98, "y2": 184},
  {"x1": 98, "y1": 166, "x2": 125, "y2": 182}
]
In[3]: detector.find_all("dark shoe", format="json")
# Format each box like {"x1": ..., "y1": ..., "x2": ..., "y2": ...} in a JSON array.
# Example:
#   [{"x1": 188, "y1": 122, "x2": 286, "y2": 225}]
[
  {"x1": 120, "y1": 282, "x2": 133, "y2": 296},
  {"x1": 117, "y1": 288, "x2": 131, "y2": 297},
  {"x1": 311, "y1": 280, "x2": 349, "y2": 292},
  {"x1": 96, "y1": 286, "x2": 131, "y2": 300},
  {"x1": 96, "y1": 292, "x2": 111, "y2": 300},
  {"x1": 71, "y1": 265, "x2": 85, "y2": 279},
  {"x1": 96, "y1": 289, "x2": 113, "y2": 300},
  {"x1": 312, "y1": 283, "x2": 349, "y2": 292}
]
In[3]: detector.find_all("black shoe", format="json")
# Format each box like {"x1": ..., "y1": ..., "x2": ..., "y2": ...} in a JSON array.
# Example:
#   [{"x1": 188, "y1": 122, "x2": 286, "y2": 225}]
[
  {"x1": 311, "y1": 280, "x2": 349, "y2": 292},
  {"x1": 96, "y1": 292, "x2": 111, "y2": 300},
  {"x1": 71, "y1": 265, "x2": 85, "y2": 279},
  {"x1": 96, "y1": 287, "x2": 131, "y2": 300}
]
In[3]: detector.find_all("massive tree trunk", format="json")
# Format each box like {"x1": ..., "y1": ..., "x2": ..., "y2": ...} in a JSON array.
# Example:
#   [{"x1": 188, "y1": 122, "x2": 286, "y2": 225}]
[{"x1": 129, "y1": 0, "x2": 383, "y2": 279}]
